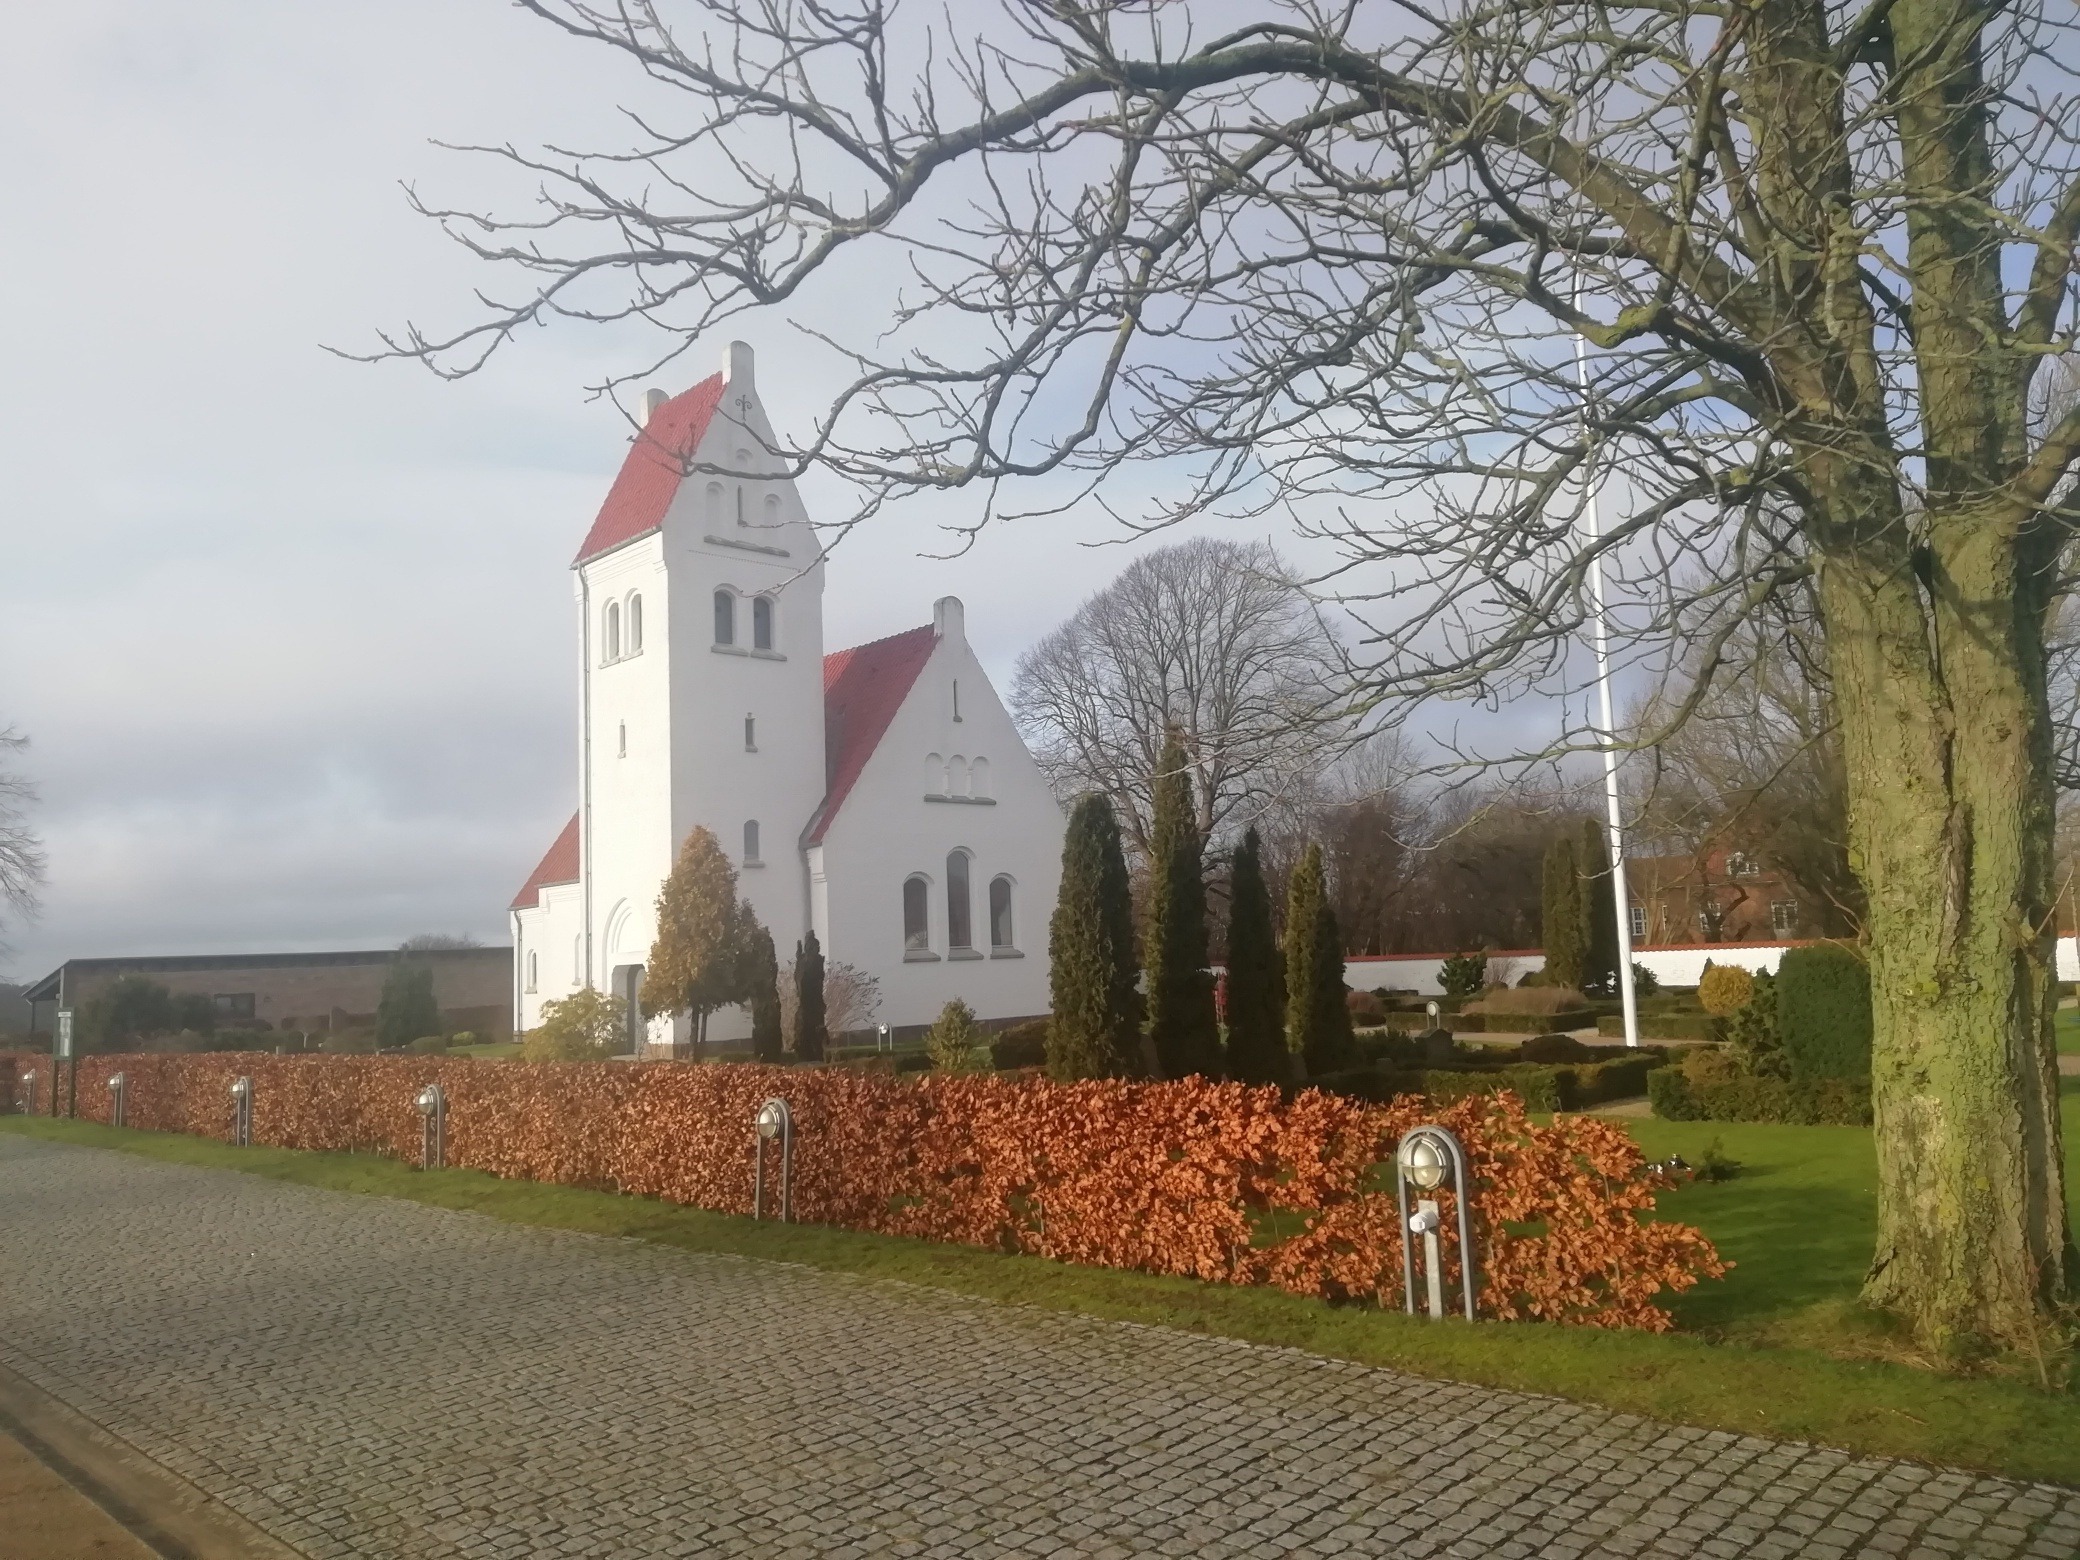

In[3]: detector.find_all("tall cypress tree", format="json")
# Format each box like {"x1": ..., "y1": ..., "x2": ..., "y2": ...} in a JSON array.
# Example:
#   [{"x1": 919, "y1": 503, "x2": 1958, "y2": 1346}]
[
  {"x1": 1284, "y1": 843, "x2": 1354, "y2": 1077},
  {"x1": 792, "y1": 930, "x2": 829, "y2": 1062},
  {"x1": 1579, "y1": 817, "x2": 1621, "y2": 998},
  {"x1": 1046, "y1": 794, "x2": 1140, "y2": 1079},
  {"x1": 746, "y1": 920, "x2": 783, "y2": 1062},
  {"x1": 1540, "y1": 833, "x2": 1586, "y2": 990},
  {"x1": 1143, "y1": 727, "x2": 1221, "y2": 1078},
  {"x1": 1223, "y1": 827, "x2": 1287, "y2": 1085}
]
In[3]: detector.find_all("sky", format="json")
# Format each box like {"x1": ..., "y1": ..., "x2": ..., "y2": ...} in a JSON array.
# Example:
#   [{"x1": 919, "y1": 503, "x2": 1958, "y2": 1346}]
[{"x1": 0, "y1": 1, "x2": 1384, "y2": 981}]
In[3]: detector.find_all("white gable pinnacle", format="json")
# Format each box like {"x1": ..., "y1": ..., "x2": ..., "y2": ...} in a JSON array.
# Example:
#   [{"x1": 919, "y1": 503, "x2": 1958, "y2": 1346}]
[
  {"x1": 725, "y1": 340, "x2": 756, "y2": 396},
  {"x1": 933, "y1": 595, "x2": 966, "y2": 644}
]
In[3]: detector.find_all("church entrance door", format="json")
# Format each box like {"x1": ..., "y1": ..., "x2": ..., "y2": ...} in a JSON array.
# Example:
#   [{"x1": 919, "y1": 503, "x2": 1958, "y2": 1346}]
[{"x1": 611, "y1": 964, "x2": 645, "y2": 1057}]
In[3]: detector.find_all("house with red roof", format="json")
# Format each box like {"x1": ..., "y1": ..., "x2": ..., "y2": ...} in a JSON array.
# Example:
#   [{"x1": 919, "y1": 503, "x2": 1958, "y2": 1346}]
[{"x1": 508, "y1": 342, "x2": 1062, "y2": 1047}]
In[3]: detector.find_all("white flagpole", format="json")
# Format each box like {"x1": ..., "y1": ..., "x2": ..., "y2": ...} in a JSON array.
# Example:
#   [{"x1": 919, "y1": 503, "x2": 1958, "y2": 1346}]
[{"x1": 1574, "y1": 330, "x2": 1642, "y2": 1050}]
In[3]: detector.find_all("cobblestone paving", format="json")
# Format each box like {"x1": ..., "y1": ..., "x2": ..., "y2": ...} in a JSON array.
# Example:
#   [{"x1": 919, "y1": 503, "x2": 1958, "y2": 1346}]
[{"x1": 2, "y1": 1137, "x2": 2076, "y2": 1560}]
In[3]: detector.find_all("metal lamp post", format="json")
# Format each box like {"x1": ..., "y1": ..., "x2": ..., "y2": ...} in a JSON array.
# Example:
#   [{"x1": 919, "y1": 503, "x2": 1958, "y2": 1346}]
[
  {"x1": 229, "y1": 1076, "x2": 253, "y2": 1148},
  {"x1": 108, "y1": 1072, "x2": 127, "y2": 1129},
  {"x1": 415, "y1": 1083, "x2": 446, "y2": 1170},
  {"x1": 752, "y1": 1097, "x2": 794, "y2": 1222},
  {"x1": 1395, "y1": 1126, "x2": 1478, "y2": 1322}
]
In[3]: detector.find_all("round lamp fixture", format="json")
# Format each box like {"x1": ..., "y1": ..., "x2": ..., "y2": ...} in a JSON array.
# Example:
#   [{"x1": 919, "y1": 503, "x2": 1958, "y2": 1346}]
[
  {"x1": 756, "y1": 1099, "x2": 789, "y2": 1140},
  {"x1": 1401, "y1": 1134, "x2": 1448, "y2": 1191}
]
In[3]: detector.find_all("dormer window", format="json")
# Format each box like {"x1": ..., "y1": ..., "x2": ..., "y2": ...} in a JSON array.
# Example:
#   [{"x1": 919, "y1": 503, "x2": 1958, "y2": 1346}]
[
  {"x1": 752, "y1": 596, "x2": 774, "y2": 651},
  {"x1": 713, "y1": 590, "x2": 736, "y2": 646}
]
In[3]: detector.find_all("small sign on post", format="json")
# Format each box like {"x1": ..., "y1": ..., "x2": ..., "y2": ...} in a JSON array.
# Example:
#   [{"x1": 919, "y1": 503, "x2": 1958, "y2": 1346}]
[{"x1": 54, "y1": 1011, "x2": 73, "y2": 1060}]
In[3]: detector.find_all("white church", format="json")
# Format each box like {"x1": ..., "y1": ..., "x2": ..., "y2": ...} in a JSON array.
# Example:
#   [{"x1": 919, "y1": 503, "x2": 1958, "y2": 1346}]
[{"x1": 508, "y1": 342, "x2": 1064, "y2": 1051}]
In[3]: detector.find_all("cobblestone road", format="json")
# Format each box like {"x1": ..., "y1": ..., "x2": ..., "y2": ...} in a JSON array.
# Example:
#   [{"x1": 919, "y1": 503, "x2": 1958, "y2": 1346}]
[{"x1": 3, "y1": 1136, "x2": 2076, "y2": 1560}]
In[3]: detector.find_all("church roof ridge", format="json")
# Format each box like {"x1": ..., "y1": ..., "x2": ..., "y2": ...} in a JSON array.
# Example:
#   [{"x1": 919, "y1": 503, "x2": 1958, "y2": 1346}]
[
  {"x1": 511, "y1": 812, "x2": 581, "y2": 909},
  {"x1": 572, "y1": 374, "x2": 727, "y2": 566},
  {"x1": 808, "y1": 622, "x2": 940, "y2": 846}
]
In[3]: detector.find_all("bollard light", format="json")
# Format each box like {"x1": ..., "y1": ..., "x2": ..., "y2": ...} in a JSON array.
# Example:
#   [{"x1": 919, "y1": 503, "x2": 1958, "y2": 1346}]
[
  {"x1": 415, "y1": 1083, "x2": 446, "y2": 1170},
  {"x1": 107, "y1": 1072, "x2": 128, "y2": 1130},
  {"x1": 18, "y1": 1072, "x2": 35, "y2": 1117},
  {"x1": 1394, "y1": 1125, "x2": 1477, "y2": 1322},
  {"x1": 1425, "y1": 999, "x2": 1441, "y2": 1023},
  {"x1": 229, "y1": 1075, "x2": 254, "y2": 1147},
  {"x1": 752, "y1": 1096, "x2": 794, "y2": 1222}
]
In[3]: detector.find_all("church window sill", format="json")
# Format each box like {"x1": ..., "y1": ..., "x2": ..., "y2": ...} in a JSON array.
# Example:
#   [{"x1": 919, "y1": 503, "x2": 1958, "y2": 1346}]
[
  {"x1": 989, "y1": 948, "x2": 1023, "y2": 960},
  {"x1": 749, "y1": 648, "x2": 787, "y2": 662},
  {"x1": 742, "y1": 859, "x2": 765, "y2": 869},
  {"x1": 948, "y1": 947, "x2": 984, "y2": 962},
  {"x1": 903, "y1": 949, "x2": 941, "y2": 963},
  {"x1": 923, "y1": 794, "x2": 997, "y2": 805}
]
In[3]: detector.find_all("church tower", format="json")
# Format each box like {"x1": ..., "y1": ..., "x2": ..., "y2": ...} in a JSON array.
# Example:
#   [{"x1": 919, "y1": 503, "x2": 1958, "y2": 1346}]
[{"x1": 572, "y1": 342, "x2": 827, "y2": 1040}]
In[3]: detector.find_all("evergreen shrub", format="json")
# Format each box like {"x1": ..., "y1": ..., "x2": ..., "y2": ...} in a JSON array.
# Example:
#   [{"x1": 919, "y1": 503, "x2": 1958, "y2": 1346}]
[
  {"x1": 1776, "y1": 944, "x2": 1872, "y2": 1081},
  {"x1": 989, "y1": 1019, "x2": 1050, "y2": 1071},
  {"x1": 1437, "y1": 952, "x2": 1487, "y2": 997}
]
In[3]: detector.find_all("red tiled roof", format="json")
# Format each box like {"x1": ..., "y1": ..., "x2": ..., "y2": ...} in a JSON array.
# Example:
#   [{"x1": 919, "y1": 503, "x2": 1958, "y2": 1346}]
[
  {"x1": 511, "y1": 813, "x2": 580, "y2": 910},
  {"x1": 805, "y1": 624, "x2": 938, "y2": 845},
  {"x1": 573, "y1": 376, "x2": 727, "y2": 565}
]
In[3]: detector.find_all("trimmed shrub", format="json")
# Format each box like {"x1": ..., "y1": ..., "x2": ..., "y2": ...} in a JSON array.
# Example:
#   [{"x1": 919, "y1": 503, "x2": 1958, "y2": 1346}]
[
  {"x1": 1697, "y1": 963, "x2": 1754, "y2": 1017},
  {"x1": 1599, "y1": 1012, "x2": 1723, "y2": 1042},
  {"x1": 1518, "y1": 1032, "x2": 1595, "y2": 1063},
  {"x1": 58, "y1": 1053, "x2": 1726, "y2": 1329},
  {"x1": 925, "y1": 999, "x2": 986, "y2": 1074},
  {"x1": 1649, "y1": 1048, "x2": 1872, "y2": 1124},
  {"x1": 1466, "y1": 984, "x2": 1590, "y2": 1015},
  {"x1": 989, "y1": 1019, "x2": 1050, "y2": 1071},
  {"x1": 1438, "y1": 952, "x2": 1487, "y2": 997},
  {"x1": 1345, "y1": 989, "x2": 1388, "y2": 1026},
  {"x1": 406, "y1": 1035, "x2": 449, "y2": 1054},
  {"x1": 1456, "y1": 1008, "x2": 1596, "y2": 1034},
  {"x1": 1776, "y1": 943, "x2": 1872, "y2": 1082}
]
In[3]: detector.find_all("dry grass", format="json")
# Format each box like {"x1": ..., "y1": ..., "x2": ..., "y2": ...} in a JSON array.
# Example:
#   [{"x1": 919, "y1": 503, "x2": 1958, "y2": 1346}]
[{"x1": 1465, "y1": 985, "x2": 1590, "y2": 1015}]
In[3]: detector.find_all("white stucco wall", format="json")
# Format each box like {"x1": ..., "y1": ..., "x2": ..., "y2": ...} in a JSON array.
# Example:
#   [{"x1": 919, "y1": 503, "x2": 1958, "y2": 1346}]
[
  {"x1": 512, "y1": 880, "x2": 586, "y2": 1032},
  {"x1": 817, "y1": 598, "x2": 1063, "y2": 1029}
]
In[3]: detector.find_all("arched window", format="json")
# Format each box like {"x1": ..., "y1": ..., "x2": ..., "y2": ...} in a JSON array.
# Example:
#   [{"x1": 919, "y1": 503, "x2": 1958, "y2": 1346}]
[
  {"x1": 572, "y1": 934, "x2": 583, "y2": 984},
  {"x1": 970, "y1": 756, "x2": 991, "y2": 799},
  {"x1": 627, "y1": 593, "x2": 643, "y2": 652},
  {"x1": 903, "y1": 875, "x2": 931, "y2": 951},
  {"x1": 925, "y1": 752, "x2": 945, "y2": 795},
  {"x1": 764, "y1": 493, "x2": 782, "y2": 527},
  {"x1": 743, "y1": 820, "x2": 761, "y2": 864},
  {"x1": 946, "y1": 850, "x2": 973, "y2": 950},
  {"x1": 989, "y1": 876, "x2": 1014, "y2": 950},
  {"x1": 713, "y1": 590, "x2": 736, "y2": 646},
  {"x1": 526, "y1": 950, "x2": 538, "y2": 992},
  {"x1": 603, "y1": 600, "x2": 621, "y2": 662},
  {"x1": 752, "y1": 596, "x2": 774, "y2": 651},
  {"x1": 705, "y1": 481, "x2": 725, "y2": 528},
  {"x1": 947, "y1": 756, "x2": 970, "y2": 797}
]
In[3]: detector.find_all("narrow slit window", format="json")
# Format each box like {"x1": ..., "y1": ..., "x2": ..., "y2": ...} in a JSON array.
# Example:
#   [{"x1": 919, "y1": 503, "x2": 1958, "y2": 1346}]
[
  {"x1": 752, "y1": 596, "x2": 774, "y2": 651},
  {"x1": 989, "y1": 876, "x2": 1014, "y2": 950},
  {"x1": 743, "y1": 820, "x2": 761, "y2": 864},
  {"x1": 952, "y1": 679, "x2": 962, "y2": 721},
  {"x1": 903, "y1": 875, "x2": 930, "y2": 951},
  {"x1": 618, "y1": 721, "x2": 627, "y2": 758},
  {"x1": 946, "y1": 850, "x2": 972, "y2": 950},
  {"x1": 526, "y1": 951, "x2": 538, "y2": 992},
  {"x1": 744, "y1": 715, "x2": 756, "y2": 751},
  {"x1": 713, "y1": 590, "x2": 735, "y2": 646}
]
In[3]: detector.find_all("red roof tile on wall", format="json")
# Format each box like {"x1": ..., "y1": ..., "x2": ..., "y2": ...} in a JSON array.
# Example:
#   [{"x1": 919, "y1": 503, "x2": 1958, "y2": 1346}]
[
  {"x1": 572, "y1": 376, "x2": 726, "y2": 565},
  {"x1": 511, "y1": 813, "x2": 581, "y2": 910},
  {"x1": 806, "y1": 624, "x2": 938, "y2": 845}
]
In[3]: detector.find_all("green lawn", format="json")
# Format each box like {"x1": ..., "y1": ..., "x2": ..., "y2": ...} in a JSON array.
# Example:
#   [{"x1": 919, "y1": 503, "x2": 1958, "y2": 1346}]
[
  {"x1": 6, "y1": 1106, "x2": 2080, "y2": 1487},
  {"x1": 2057, "y1": 1007, "x2": 2080, "y2": 1054},
  {"x1": 446, "y1": 1041, "x2": 522, "y2": 1059}
]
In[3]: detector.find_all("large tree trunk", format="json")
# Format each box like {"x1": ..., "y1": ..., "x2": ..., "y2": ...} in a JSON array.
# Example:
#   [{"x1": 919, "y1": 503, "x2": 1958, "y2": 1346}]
[{"x1": 1820, "y1": 506, "x2": 2074, "y2": 1354}]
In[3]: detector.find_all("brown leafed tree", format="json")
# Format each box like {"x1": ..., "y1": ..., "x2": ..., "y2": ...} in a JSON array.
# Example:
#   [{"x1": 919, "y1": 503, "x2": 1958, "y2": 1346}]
[
  {"x1": 383, "y1": 0, "x2": 2080, "y2": 1350},
  {"x1": 642, "y1": 825, "x2": 748, "y2": 1055}
]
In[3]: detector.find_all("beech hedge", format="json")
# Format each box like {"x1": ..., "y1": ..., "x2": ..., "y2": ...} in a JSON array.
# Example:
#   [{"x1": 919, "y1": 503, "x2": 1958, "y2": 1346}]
[{"x1": 17, "y1": 1051, "x2": 1726, "y2": 1330}]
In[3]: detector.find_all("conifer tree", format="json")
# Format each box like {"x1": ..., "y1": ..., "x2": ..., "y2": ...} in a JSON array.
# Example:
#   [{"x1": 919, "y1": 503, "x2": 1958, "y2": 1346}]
[
  {"x1": 1046, "y1": 793, "x2": 1139, "y2": 1080},
  {"x1": 642, "y1": 825, "x2": 747, "y2": 1056},
  {"x1": 1579, "y1": 818, "x2": 1621, "y2": 998},
  {"x1": 1540, "y1": 834, "x2": 1586, "y2": 991},
  {"x1": 745, "y1": 919, "x2": 783, "y2": 1062},
  {"x1": 792, "y1": 930, "x2": 829, "y2": 1062},
  {"x1": 1284, "y1": 843, "x2": 1354, "y2": 1077},
  {"x1": 1143, "y1": 727, "x2": 1221, "y2": 1078},
  {"x1": 1223, "y1": 826, "x2": 1287, "y2": 1085}
]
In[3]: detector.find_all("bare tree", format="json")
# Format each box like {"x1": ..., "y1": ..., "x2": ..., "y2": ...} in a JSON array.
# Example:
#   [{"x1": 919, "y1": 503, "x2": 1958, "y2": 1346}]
[
  {"x1": 1011, "y1": 539, "x2": 1343, "y2": 857},
  {"x1": 1628, "y1": 597, "x2": 1864, "y2": 938},
  {"x1": 379, "y1": 0, "x2": 2080, "y2": 1350},
  {"x1": 0, "y1": 728, "x2": 45, "y2": 955}
]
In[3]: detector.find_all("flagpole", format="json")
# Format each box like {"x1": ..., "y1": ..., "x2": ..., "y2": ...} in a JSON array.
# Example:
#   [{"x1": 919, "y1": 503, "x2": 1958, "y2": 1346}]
[{"x1": 1574, "y1": 329, "x2": 1642, "y2": 1050}]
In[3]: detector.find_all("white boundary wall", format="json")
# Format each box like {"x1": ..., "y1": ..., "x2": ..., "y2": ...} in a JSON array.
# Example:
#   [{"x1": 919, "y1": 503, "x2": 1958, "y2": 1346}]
[{"x1": 1344, "y1": 937, "x2": 2080, "y2": 994}]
